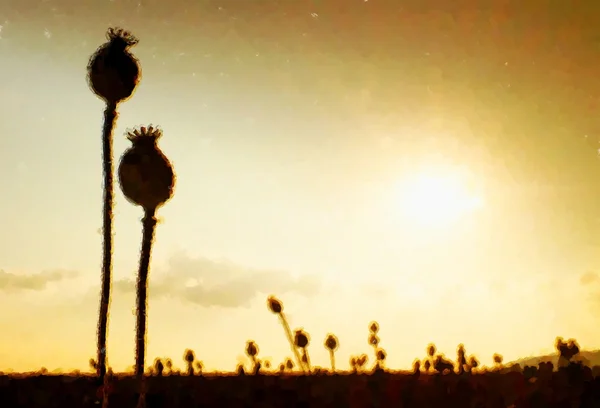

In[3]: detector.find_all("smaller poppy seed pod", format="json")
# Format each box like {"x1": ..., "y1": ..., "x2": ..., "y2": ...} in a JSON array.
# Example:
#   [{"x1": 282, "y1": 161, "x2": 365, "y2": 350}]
[
  {"x1": 184, "y1": 349, "x2": 195, "y2": 364},
  {"x1": 285, "y1": 359, "x2": 294, "y2": 370},
  {"x1": 294, "y1": 329, "x2": 309, "y2": 348},
  {"x1": 369, "y1": 321, "x2": 379, "y2": 334},
  {"x1": 267, "y1": 296, "x2": 283, "y2": 314},
  {"x1": 88, "y1": 27, "x2": 141, "y2": 103},
  {"x1": 368, "y1": 333, "x2": 380, "y2": 346},
  {"x1": 324, "y1": 334, "x2": 338, "y2": 352},
  {"x1": 376, "y1": 348, "x2": 387, "y2": 361},
  {"x1": 118, "y1": 126, "x2": 175, "y2": 211},
  {"x1": 246, "y1": 341, "x2": 258, "y2": 358}
]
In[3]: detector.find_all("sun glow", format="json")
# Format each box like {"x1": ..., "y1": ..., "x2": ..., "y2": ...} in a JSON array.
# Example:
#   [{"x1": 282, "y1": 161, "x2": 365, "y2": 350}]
[{"x1": 397, "y1": 171, "x2": 483, "y2": 227}]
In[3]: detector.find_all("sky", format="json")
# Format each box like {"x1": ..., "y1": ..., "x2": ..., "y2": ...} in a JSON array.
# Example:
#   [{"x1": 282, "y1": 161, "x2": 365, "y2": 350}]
[{"x1": 1, "y1": 0, "x2": 600, "y2": 373}]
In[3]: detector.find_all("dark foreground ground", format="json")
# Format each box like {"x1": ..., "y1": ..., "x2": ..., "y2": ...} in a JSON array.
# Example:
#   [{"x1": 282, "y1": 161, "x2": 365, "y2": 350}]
[{"x1": 2, "y1": 365, "x2": 600, "y2": 407}]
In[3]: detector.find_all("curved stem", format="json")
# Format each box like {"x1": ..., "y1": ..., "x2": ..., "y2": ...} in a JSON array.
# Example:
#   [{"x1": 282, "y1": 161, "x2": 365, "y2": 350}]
[
  {"x1": 278, "y1": 313, "x2": 305, "y2": 374},
  {"x1": 135, "y1": 207, "x2": 157, "y2": 408},
  {"x1": 97, "y1": 101, "x2": 118, "y2": 393}
]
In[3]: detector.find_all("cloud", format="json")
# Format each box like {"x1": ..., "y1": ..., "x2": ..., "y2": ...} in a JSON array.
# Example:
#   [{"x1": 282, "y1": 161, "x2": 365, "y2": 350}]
[
  {"x1": 113, "y1": 253, "x2": 321, "y2": 308},
  {"x1": 0, "y1": 269, "x2": 78, "y2": 292},
  {"x1": 580, "y1": 271, "x2": 598, "y2": 286}
]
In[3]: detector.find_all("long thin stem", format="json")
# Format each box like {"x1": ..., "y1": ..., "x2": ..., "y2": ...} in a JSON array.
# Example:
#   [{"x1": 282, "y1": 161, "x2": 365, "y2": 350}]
[
  {"x1": 278, "y1": 313, "x2": 306, "y2": 374},
  {"x1": 135, "y1": 208, "x2": 157, "y2": 408},
  {"x1": 97, "y1": 101, "x2": 118, "y2": 392}
]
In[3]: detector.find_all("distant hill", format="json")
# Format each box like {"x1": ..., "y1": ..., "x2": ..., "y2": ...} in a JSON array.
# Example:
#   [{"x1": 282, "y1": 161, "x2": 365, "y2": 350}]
[{"x1": 508, "y1": 350, "x2": 600, "y2": 368}]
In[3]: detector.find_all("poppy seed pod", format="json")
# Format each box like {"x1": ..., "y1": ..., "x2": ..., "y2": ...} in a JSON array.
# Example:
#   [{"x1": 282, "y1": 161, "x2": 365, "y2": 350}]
[
  {"x1": 118, "y1": 126, "x2": 175, "y2": 211},
  {"x1": 88, "y1": 27, "x2": 141, "y2": 103},
  {"x1": 324, "y1": 334, "x2": 338, "y2": 352},
  {"x1": 294, "y1": 329, "x2": 309, "y2": 349},
  {"x1": 184, "y1": 349, "x2": 195, "y2": 364},
  {"x1": 267, "y1": 296, "x2": 283, "y2": 314},
  {"x1": 246, "y1": 341, "x2": 258, "y2": 358},
  {"x1": 369, "y1": 321, "x2": 379, "y2": 334}
]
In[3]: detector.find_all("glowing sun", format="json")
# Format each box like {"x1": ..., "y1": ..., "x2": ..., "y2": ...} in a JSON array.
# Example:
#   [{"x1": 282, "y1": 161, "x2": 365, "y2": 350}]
[{"x1": 397, "y1": 172, "x2": 483, "y2": 227}]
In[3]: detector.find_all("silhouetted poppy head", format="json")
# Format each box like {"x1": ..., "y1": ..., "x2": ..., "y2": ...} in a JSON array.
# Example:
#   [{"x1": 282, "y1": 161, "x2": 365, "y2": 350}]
[
  {"x1": 427, "y1": 343, "x2": 436, "y2": 357},
  {"x1": 285, "y1": 359, "x2": 294, "y2": 370},
  {"x1": 246, "y1": 340, "x2": 259, "y2": 358},
  {"x1": 324, "y1": 334, "x2": 339, "y2": 352},
  {"x1": 294, "y1": 329, "x2": 310, "y2": 348},
  {"x1": 423, "y1": 360, "x2": 431, "y2": 371},
  {"x1": 184, "y1": 349, "x2": 195, "y2": 364},
  {"x1": 118, "y1": 126, "x2": 175, "y2": 211},
  {"x1": 88, "y1": 27, "x2": 141, "y2": 103},
  {"x1": 369, "y1": 321, "x2": 379, "y2": 334},
  {"x1": 368, "y1": 333, "x2": 380, "y2": 347},
  {"x1": 376, "y1": 348, "x2": 387, "y2": 361},
  {"x1": 154, "y1": 358, "x2": 164, "y2": 370},
  {"x1": 267, "y1": 296, "x2": 283, "y2": 314}
]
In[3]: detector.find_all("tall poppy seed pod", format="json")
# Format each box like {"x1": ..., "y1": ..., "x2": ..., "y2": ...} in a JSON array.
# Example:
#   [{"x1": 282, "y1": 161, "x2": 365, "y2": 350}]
[
  {"x1": 119, "y1": 125, "x2": 175, "y2": 408},
  {"x1": 88, "y1": 27, "x2": 141, "y2": 104},
  {"x1": 324, "y1": 334, "x2": 339, "y2": 373},
  {"x1": 118, "y1": 126, "x2": 175, "y2": 211},
  {"x1": 294, "y1": 329, "x2": 312, "y2": 372},
  {"x1": 369, "y1": 321, "x2": 379, "y2": 334},
  {"x1": 266, "y1": 295, "x2": 305, "y2": 373},
  {"x1": 184, "y1": 349, "x2": 195, "y2": 376}
]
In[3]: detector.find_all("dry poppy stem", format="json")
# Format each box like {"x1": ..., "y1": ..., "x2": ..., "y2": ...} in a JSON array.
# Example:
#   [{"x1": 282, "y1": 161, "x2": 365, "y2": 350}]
[
  {"x1": 97, "y1": 100, "x2": 118, "y2": 401},
  {"x1": 135, "y1": 207, "x2": 158, "y2": 407},
  {"x1": 278, "y1": 314, "x2": 306, "y2": 374}
]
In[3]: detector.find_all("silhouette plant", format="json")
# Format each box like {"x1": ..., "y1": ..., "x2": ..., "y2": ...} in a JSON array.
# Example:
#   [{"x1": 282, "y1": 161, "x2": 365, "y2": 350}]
[
  {"x1": 194, "y1": 360, "x2": 204, "y2": 376},
  {"x1": 357, "y1": 354, "x2": 368, "y2": 372},
  {"x1": 118, "y1": 125, "x2": 175, "y2": 408},
  {"x1": 153, "y1": 358, "x2": 164, "y2": 377},
  {"x1": 368, "y1": 321, "x2": 385, "y2": 370},
  {"x1": 433, "y1": 355, "x2": 455, "y2": 374},
  {"x1": 184, "y1": 349, "x2": 196, "y2": 376},
  {"x1": 456, "y1": 344, "x2": 467, "y2": 374},
  {"x1": 324, "y1": 333, "x2": 339, "y2": 373},
  {"x1": 284, "y1": 358, "x2": 294, "y2": 372},
  {"x1": 426, "y1": 343, "x2": 437, "y2": 372},
  {"x1": 165, "y1": 358, "x2": 173, "y2": 376},
  {"x1": 294, "y1": 329, "x2": 312, "y2": 373},
  {"x1": 245, "y1": 341, "x2": 260, "y2": 375},
  {"x1": 376, "y1": 348, "x2": 387, "y2": 371},
  {"x1": 468, "y1": 355, "x2": 479, "y2": 373},
  {"x1": 87, "y1": 27, "x2": 141, "y2": 391},
  {"x1": 556, "y1": 337, "x2": 580, "y2": 367},
  {"x1": 493, "y1": 353, "x2": 504, "y2": 370},
  {"x1": 266, "y1": 296, "x2": 305, "y2": 373}
]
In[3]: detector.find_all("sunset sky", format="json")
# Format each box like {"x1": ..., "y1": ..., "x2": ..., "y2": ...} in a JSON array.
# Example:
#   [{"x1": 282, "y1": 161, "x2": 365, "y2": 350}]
[{"x1": 1, "y1": 0, "x2": 600, "y2": 373}]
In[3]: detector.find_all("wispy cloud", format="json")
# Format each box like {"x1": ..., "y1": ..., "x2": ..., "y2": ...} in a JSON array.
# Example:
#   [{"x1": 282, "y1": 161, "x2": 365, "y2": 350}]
[
  {"x1": 113, "y1": 253, "x2": 321, "y2": 308},
  {"x1": 0, "y1": 269, "x2": 78, "y2": 292}
]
